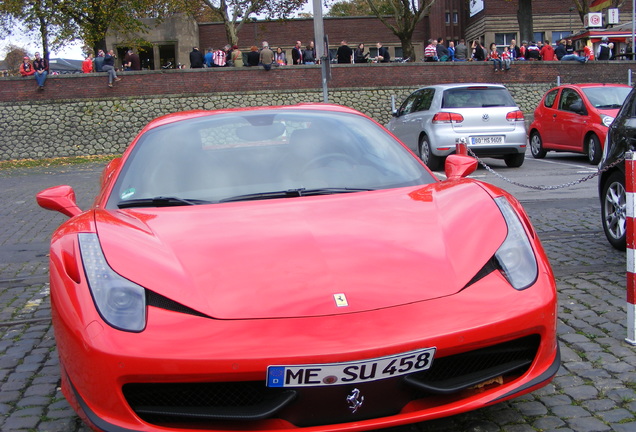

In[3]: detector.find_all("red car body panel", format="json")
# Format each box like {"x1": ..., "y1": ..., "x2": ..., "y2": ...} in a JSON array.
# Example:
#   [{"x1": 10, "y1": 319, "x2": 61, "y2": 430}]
[
  {"x1": 93, "y1": 182, "x2": 505, "y2": 320},
  {"x1": 38, "y1": 104, "x2": 559, "y2": 432}
]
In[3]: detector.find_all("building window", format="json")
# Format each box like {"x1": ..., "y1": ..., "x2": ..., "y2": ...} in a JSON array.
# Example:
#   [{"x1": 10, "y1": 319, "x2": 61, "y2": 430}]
[
  {"x1": 453, "y1": 11, "x2": 459, "y2": 24},
  {"x1": 395, "y1": 47, "x2": 403, "y2": 58},
  {"x1": 551, "y1": 31, "x2": 571, "y2": 43},
  {"x1": 533, "y1": 32, "x2": 545, "y2": 44},
  {"x1": 495, "y1": 33, "x2": 517, "y2": 48},
  {"x1": 445, "y1": 12, "x2": 451, "y2": 24}
]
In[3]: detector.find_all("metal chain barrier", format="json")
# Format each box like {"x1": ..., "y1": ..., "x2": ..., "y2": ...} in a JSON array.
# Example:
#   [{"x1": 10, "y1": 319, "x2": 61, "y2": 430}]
[{"x1": 465, "y1": 147, "x2": 625, "y2": 191}]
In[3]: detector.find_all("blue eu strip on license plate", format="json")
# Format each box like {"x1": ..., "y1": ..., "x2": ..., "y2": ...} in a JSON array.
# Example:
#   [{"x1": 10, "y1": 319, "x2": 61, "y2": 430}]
[{"x1": 266, "y1": 347, "x2": 436, "y2": 388}]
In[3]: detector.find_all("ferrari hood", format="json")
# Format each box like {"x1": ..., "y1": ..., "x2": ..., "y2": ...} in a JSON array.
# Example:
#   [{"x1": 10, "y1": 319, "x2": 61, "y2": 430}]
[{"x1": 95, "y1": 182, "x2": 508, "y2": 319}]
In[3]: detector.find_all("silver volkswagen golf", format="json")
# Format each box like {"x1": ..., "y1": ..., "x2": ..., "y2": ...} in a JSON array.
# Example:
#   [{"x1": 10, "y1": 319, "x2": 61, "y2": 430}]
[{"x1": 386, "y1": 84, "x2": 527, "y2": 170}]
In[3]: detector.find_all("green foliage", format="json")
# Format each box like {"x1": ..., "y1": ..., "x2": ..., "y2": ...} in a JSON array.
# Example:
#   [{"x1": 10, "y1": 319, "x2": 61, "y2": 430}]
[{"x1": 327, "y1": 0, "x2": 392, "y2": 17}]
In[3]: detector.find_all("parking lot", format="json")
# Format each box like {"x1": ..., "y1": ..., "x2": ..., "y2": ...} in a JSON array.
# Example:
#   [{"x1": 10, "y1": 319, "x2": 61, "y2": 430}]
[{"x1": 1, "y1": 157, "x2": 635, "y2": 432}]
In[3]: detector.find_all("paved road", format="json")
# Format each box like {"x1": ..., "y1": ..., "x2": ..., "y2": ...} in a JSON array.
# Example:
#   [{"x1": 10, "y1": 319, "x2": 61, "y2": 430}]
[{"x1": 0, "y1": 158, "x2": 635, "y2": 432}]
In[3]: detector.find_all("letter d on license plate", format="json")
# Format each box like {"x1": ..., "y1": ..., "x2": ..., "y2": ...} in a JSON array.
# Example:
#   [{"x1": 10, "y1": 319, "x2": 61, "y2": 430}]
[{"x1": 267, "y1": 347, "x2": 435, "y2": 387}]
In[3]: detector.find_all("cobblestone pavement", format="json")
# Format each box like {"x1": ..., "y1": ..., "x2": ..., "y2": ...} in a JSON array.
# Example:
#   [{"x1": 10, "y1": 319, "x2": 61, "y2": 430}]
[{"x1": 1, "y1": 162, "x2": 635, "y2": 432}]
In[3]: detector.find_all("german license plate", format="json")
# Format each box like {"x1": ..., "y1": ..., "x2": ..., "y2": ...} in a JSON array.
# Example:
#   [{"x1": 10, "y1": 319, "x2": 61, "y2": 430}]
[
  {"x1": 471, "y1": 136, "x2": 504, "y2": 145},
  {"x1": 266, "y1": 347, "x2": 436, "y2": 388}
]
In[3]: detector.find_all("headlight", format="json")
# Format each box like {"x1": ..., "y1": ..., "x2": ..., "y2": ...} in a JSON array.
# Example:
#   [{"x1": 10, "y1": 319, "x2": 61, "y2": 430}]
[
  {"x1": 79, "y1": 233, "x2": 146, "y2": 332},
  {"x1": 601, "y1": 114, "x2": 614, "y2": 127},
  {"x1": 494, "y1": 197, "x2": 538, "y2": 290}
]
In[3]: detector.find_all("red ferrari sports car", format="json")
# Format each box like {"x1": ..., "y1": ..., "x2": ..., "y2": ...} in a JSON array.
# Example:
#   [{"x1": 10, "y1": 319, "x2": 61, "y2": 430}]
[{"x1": 37, "y1": 104, "x2": 559, "y2": 432}]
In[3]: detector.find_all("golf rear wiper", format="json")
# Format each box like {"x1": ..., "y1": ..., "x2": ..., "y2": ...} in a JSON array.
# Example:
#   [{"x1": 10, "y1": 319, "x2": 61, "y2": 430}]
[
  {"x1": 219, "y1": 187, "x2": 374, "y2": 203},
  {"x1": 118, "y1": 196, "x2": 211, "y2": 208}
]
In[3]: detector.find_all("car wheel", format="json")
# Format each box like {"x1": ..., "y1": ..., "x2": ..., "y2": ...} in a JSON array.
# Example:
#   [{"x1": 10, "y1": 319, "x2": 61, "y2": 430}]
[
  {"x1": 504, "y1": 153, "x2": 525, "y2": 167},
  {"x1": 601, "y1": 171, "x2": 627, "y2": 250},
  {"x1": 418, "y1": 134, "x2": 442, "y2": 171},
  {"x1": 586, "y1": 134, "x2": 602, "y2": 165},
  {"x1": 530, "y1": 132, "x2": 546, "y2": 159}
]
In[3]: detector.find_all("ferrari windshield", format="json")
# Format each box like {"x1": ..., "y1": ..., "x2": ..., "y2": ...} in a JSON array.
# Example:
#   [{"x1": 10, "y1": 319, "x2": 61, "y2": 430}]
[{"x1": 108, "y1": 109, "x2": 435, "y2": 207}]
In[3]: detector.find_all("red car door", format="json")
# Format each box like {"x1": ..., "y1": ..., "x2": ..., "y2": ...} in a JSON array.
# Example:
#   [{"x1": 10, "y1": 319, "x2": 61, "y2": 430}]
[{"x1": 554, "y1": 88, "x2": 588, "y2": 151}]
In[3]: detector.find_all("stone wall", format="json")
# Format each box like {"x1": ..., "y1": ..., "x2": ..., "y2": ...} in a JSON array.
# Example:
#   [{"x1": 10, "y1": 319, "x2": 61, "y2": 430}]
[{"x1": 1, "y1": 61, "x2": 634, "y2": 161}]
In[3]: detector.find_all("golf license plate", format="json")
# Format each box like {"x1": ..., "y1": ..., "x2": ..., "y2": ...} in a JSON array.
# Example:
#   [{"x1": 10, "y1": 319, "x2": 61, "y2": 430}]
[
  {"x1": 267, "y1": 347, "x2": 436, "y2": 388},
  {"x1": 471, "y1": 136, "x2": 504, "y2": 145}
]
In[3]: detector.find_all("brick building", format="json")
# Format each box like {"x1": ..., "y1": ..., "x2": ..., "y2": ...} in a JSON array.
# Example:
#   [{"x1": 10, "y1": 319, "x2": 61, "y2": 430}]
[
  {"x1": 105, "y1": 1, "x2": 634, "y2": 69},
  {"x1": 466, "y1": 0, "x2": 633, "y2": 48}
]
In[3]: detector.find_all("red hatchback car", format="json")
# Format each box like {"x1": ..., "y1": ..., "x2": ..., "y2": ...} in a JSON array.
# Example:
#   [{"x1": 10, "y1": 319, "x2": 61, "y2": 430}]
[{"x1": 529, "y1": 83, "x2": 631, "y2": 164}]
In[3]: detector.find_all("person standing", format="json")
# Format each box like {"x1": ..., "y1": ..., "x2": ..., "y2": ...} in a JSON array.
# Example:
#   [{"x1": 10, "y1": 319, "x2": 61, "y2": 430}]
[
  {"x1": 259, "y1": 42, "x2": 274, "y2": 71},
  {"x1": 94, "y1": 50, "x2": 105, "y2": 72},
  {"x1": 447, "y1": 41, "x2": 456, "y2": 61},
  {"x1": 292, "y1": 40, "x2": 304, "y2": 65},
  {"x1": 424, "y1": 39, "x2": 438, "y2": 62},
  {"x1": 190, "y1": 47, "x2": 204, "y2": 68},
  {"x1": 82, "y1": 53, "x2": 94, "y2": 73},
  {"x1": 554, "y1": 39, "x2": 567, "y2": 60},
  {"x1": 336, "y1": 40, "x2": 353, "y2": 63},
  {"x1": 597, "y1": 37, "x2": 611, "y2": 60},
  {"x1": 231, "y1": 45, "x2": 243, "y2": 67},
  {"x1": 354, "y1": 43, "x2": 369, "y2": 63},
  {"x1": 304, "y1": 41, "x2": 317, "y2": 64},
  {"x1": 436, "y1": 38, "x2": 449, "y2": 61},
  {"x1": 540, "y1": 40, "x2": 555, "y2": 61},
  {"x1": 103, "y1": 49, "x2": 121, "y2": 88},
  {"x1": 123, "y1": 49, "x2": 141, "y2": 71},
  {"x1": 32, "y1": 52, "x2": 48, "y2": 89},
  {"x1": 274, "y1": 47, "x2": 287, "y2": 66},
  {"x1": 454, "y1": 39, "x2": 468, "y2": 61},
  {"x1": 376, "y1": 42, "x2": 390, "y2": 62}
]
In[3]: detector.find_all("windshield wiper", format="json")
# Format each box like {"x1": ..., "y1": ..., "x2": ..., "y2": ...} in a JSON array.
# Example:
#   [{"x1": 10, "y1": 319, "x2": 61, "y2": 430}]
[
  {"x1": 219, "y1": 187, "x2": 374, "y2": 203},
  {"x1": 118, "y1": 196, "x2": 211, "y2": 208}
]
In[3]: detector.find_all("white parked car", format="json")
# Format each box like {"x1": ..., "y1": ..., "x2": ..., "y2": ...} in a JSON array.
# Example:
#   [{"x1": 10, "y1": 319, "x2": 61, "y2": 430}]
[{"x1": 386, "y1": 83, "x2": 528, "y2": 170}]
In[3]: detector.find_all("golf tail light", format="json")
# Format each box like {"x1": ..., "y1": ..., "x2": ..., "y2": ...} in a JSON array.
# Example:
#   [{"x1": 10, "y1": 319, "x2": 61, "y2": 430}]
[
  {"x1": 506, "y1": 110, "x2": 525, "y2": 122},
  {"x1": 78, "y1": 233, "x2": 146, "y2": 332},
  {"x1": 432, "y1": 112, "x2": 464, "y2": 124},
  {"x1": 494, "y1": 197, "x2": 538, "y2": 290}
]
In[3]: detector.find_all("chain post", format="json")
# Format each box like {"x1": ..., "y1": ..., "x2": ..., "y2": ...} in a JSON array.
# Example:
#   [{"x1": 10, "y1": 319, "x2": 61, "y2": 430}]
[
  {"x1": 626, "y1": 151, "x2": 636, "y2": 345},
  {"x1": 455, "y1": 137, "x2": 468, "y2": 155}
]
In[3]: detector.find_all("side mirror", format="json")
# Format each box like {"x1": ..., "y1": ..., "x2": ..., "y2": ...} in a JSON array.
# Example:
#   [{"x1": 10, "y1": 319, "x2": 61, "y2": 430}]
[
  {"x1": 36, "y1": 185, "x2": 82, "y2": 218},
  {"x1": 570, "y1": 100, "x2": 586, "y2": 115},
  {"x1": 444, "y1": 154, "x2": 478, "y2": 180}
]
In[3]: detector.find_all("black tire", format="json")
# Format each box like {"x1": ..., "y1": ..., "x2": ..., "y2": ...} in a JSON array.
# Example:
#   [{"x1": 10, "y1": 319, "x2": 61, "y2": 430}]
[
  {"x1": 530, "y1": 131, "x2": 546, "y2": 159},
  {"x1": 601, "y1": 170, "x2": 627, "y2": 250},
  {"x1": 418, "y1": 134, "x2": 442, "y2": 171},
  {"x1": 586, "y1": 134, "x2": 602, "y2": 165},
  {"x1": 504, "y1": 153, "x2": 525, "y2": 167}
]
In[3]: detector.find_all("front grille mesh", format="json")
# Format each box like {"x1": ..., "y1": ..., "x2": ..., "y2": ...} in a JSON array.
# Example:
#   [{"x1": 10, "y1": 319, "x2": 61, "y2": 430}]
[{"x1": 122, "y1": 335, "x2": 541, "y2": 428}]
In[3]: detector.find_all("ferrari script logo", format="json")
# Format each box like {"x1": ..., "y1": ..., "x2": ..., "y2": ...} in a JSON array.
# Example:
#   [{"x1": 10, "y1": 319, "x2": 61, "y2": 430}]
[{"x1": 346, "y1": 388, "x2": 364, "y2": 413}]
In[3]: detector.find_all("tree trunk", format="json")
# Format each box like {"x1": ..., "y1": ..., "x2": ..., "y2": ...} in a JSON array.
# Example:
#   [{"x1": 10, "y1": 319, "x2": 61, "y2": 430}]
[
  {"x1": 224, "y1": 20, "x2": 239, "y2": 46},
  {"x1": 399, "y1": 37, "x2": 416, "y2": 61},
  {"x1": 517, "y1": 0, "x2": 534, "y2": 43}
]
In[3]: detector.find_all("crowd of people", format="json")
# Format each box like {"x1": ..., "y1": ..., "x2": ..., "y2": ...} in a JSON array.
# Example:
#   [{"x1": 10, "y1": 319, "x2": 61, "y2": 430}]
[
  {"x1": 18, "y1": 35, "x2": 633, "y2": 89},
  {"x1": 422, "y1": 36, "x2": 634, "y2": 69}
]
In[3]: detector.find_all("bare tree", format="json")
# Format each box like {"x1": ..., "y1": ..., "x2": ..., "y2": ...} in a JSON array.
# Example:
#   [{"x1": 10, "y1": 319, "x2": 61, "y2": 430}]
[
  {"x1": 362, "y1": 0, "x2": 436, "y2": 61},
  {"x1": 199, "y1": 0, "x2": 307, "y2": 46}
]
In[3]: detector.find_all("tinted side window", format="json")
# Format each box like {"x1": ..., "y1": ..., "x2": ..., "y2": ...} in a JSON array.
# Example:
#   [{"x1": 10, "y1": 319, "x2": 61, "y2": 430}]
[
  {"x1": 415, "y1": 89, "x2": 435, "y2": 112},
  {"x1": 559, "y1": 89, "x2": 583, "y2": 112},
  {"x1": 543, "y1": 89, "x2": 558, "y2": 108},
  {"x1": 399, "y1": 92, "x2": 422, "y2": 116}
]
